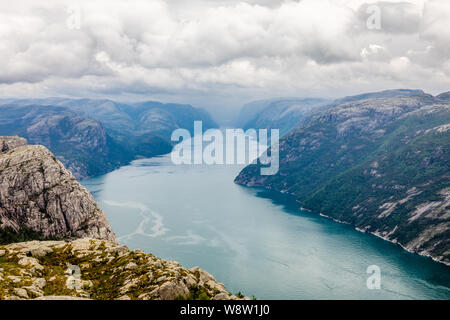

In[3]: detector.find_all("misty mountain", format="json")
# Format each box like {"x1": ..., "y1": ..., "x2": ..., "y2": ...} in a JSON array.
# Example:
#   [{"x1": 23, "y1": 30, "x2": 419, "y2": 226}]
[
  {"x1": 236, "y1": 98, "x2": 328, "y2": 137},
  {"x1": 236, "y1": 90, "x2": 423, "y2": 138},
  {"x1": 0, "y1": 99, "x2": 218, "y2": 179},
  {"x1": 334, "y1": 89, "x2": 425, "y2": 105},
  {"x1": 235, "y1": 91, "x2": 450, "y2": 265}
]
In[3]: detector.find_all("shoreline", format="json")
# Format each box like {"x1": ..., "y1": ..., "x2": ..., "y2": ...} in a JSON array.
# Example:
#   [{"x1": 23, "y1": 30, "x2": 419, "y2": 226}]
[
  {"x1": 241, "y1": 184, "x2": 450, "y2": 268},
  {"x1": 316, "y1": 210, "x2": 450, "y2": 268}
]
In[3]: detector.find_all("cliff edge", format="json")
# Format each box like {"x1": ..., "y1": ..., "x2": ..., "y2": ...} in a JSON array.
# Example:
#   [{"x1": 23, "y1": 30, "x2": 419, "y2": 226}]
[
  {"x1": 0, "y1": 137, "x2": 243, "y2": 300},
  {"x1": 0, "y1": 136, "x2": 116, "y2": 243},
  {"x1": 0, "y1": 238, "x2": 243, "y2": 300}
]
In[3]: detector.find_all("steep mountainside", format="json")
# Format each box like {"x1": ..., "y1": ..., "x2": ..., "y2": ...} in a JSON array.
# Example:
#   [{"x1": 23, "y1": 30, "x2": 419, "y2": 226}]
[
  {"x1": 286, "y1": 90, "x2": 430, "y2": 133},
  {"x1": 237, "y1": 98, "x2": 327, "y2": 136},
  {"x1": 0, "y1": 104, "x2": 136, "y2": 179},
  {"x1": 236, "y1": 98, "x2": 290, "y2": 127},
  {"x1": 236, "y1": 90, "x2": 420, "y2": 137},
  {"x1": 0, "y1": 239, "x2": 244, "y2": 300},
  {"x1": 235, "y1": 92, "x2": 450, "y2": 265},
  {"x1": 0, "y1": 98, "x2": 217, "y2": 136},
  {"x1": 0, "y1": 99, "x2": 218, "y2": 179},
  {"x1": 0, "y1": 137, "x2": 116, "y2": 243},
  {"x1": 131, "y1": 101, "x2": 217, "y2": 135}
]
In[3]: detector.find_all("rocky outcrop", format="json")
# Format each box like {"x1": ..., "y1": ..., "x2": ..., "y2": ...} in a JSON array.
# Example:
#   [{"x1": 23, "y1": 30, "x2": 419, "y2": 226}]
[
  {"x1": 25, "y1": 113, "x2": 112, "y2": 180},
  {"x1": 0, "y1": 104, "x2": 126, "y2": 180},
  {"x1": 1, "y1": 136, "x2": 27, "y2": 152},
  {"x1": 0, "y1": 137, "x2": 116, "y2": 243},
  {"x1": 0, "y1": 238, "x2": 244, "y2": 300},
  {"x1": 0, "y1": 137, "x2": 243, "y2": 300}
]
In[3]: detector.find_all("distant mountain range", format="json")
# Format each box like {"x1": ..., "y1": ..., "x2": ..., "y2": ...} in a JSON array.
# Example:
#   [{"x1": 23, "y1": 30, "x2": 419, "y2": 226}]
[
  {"x1": 1, "y1": 89, "x2": 449, "y2": 267},
  {"x1": 235, "y1": 89, "x2": 450, "y2": 265},
  {"x1": 236, "y1": 98, "x2": 329, "y2": 137},
  {"x1": 236, "y1": 90, "x2": 426, "y2": 137},
  {"x1": 0, "y1": 98, "x2": 217, "y2": 179}
]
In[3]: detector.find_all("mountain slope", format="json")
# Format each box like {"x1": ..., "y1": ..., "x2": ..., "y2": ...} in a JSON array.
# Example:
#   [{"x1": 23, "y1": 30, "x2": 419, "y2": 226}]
[
  {"x1": 0, "y1": 98, "x2": 218, "y2": 137},
  {"x1": 236, "y1": 90, "x2": 420, "y2": 138},
  {"x1": 0, "y1": 137, "x2": 116, "y2": 243},
  {"x1": 0, "y1": 99, "x2": 218, "y2": 179},
  {"x1": 235, "y1": 92, "x2": 450, "y2": 265},
  {"x1": 237, "y1": 98, "x2": 327, "y2": 136},
  {"x1": 334, "y1": 89, "x2": 425, "y2": 105},
  {"x1": 0, "y1": 104, "x2": 136, "y2": 179}
]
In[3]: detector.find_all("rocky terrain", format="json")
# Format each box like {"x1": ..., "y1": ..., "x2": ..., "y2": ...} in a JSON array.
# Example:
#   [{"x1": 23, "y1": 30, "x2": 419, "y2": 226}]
[
  {"x1": 235, "y1": 91, "x2": 450, "y2": 265},
  {"x1": 235, "y1": 90, "x2": 423, "y2": 137},
  {"x1": 0, "y1": 136, "x2": 116, "y2": 243},
  {"x1": 0, "y1": 99, "x2": 218, "y2": 179},
  {"x1": 0, "y1": 238, "x2": 243, "y2": 300},
  {"x1": 0, "y1": 104, "x2": 133, "y2": 180},
  {"x1": 1, "y1": 136, "x2": 28, "y2": 152}
]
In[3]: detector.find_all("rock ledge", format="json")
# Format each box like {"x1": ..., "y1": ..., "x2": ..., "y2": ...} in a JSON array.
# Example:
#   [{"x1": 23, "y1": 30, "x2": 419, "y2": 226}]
[{"x1": 0, "y1": 238, "x2": 245, "y2": 300}]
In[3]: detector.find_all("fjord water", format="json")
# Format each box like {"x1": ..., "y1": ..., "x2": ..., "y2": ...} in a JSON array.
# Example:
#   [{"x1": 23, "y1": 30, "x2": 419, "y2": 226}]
[{"x1": 83, "y1": 155, "x2": 450, "y2": 300}]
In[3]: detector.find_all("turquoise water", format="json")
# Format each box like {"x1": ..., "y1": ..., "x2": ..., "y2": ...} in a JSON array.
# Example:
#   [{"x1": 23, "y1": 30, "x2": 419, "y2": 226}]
[{"x1": 83, "y1": 155, "x2": 450, "y2": 300}]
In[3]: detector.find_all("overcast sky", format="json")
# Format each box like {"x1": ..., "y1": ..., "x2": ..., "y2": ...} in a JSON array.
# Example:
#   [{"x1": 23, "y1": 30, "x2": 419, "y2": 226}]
[{"x1": 0, "y1": 0, "x2": 449, "y2": 118}]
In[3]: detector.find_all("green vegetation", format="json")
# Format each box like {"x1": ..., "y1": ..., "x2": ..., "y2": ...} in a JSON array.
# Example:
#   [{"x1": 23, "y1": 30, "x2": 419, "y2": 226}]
[
  {"x1": 236, "y1": 99, "x2": 450, "y2": 263},
  {"x1": 174, "y1": 285, "x2": 212, "y2": 300},
  {"x1": 0, "y1": 240, "x2": 237, "y2": 300},
  {"x1": 0, "y1": 227, "x2": 49, "y2": 245}
]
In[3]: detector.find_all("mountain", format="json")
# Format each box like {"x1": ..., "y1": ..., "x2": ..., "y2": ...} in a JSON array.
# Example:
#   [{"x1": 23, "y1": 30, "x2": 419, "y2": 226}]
[
  {"x1": 53, "y1": 98, "x2": 218, "y2": 164},
  {"x1": 0, "y1": 137, "x2": 243, "y2": 300},
  {"x1": 0, "y1": 104, "x2": 133, "y2": 179},
  {"x1": 237, "y1": 98, "x2": 328, "y2": 136},
  {"x1": 0, "y1": 136, "x2": 116, "y2": 243},
  {"x1": 334, "y1": 89, "x2": 425, "y2": 105},
  {"x1": 437, "y1": 91, "x2": 450, "y2": 101},
  {"x1": 130, "y1": 101, "x2": 218, "y2": 135},
  {"x1": 235, "y1": 91, "x2": 450, "y2": 265},
  {"x1": 0, "y1": 98, "x2": 218, "y2": 179},
  {"x1": 236, "y1": 90, "x2": 424, "y2": 138},
  {"x1": 0, "y1": 98, "x2": 217, "y2": 137},
  {"x1": 236, "y1": 98, "x2": 288, "y2": 127}
]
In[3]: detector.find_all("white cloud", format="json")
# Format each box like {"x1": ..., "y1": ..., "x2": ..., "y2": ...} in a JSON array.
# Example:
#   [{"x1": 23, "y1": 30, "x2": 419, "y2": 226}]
[
  {"x1": 0, "y1": 0, "x2": 449, "y2": 111},
  {"x1": 360, "y1": 44, "x2": 389, "y2": 61}
]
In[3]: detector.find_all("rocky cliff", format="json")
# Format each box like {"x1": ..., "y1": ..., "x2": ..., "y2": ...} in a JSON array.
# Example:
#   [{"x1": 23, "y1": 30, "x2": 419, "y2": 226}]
[
  {"x1": 1, "y1": 136, "x2": 28, "y2": 152},
  {"x1": 0, "y1": 137, "x2": 241, "y2": 300},
  {"x1": 0, "y1": 105, "x2": 132, "y2": 180},
  {"x1": 0, "y1": 137, "x2": 116, "y2": 243},
  {"x1": 235, "y1": 92, "x2": 450, "y2": 265},
  {"x1": 0, "y1": 238, "x2": 243, "y2": 300}
]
